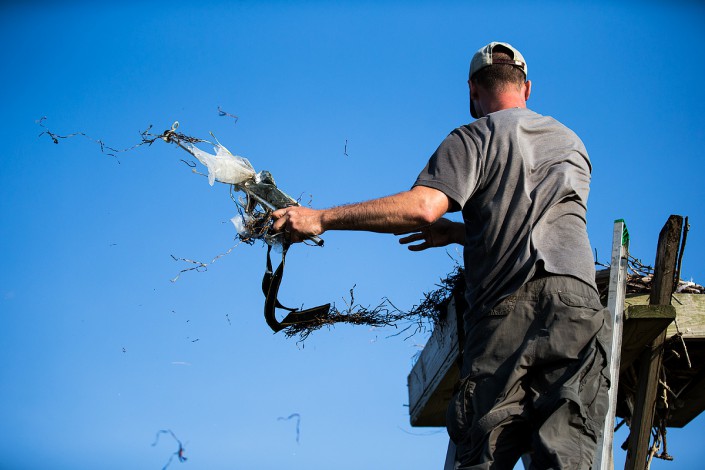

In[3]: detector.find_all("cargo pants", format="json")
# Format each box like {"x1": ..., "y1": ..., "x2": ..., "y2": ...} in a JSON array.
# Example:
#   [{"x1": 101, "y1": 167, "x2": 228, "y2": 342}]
[{"x1": 446, "y1": 274, "x2": 611, "y2": 470}]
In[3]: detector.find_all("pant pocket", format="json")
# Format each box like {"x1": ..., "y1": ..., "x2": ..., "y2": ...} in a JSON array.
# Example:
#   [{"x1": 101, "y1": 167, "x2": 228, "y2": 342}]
[{"x1": 446, "y1": 377, "x2": 476, "y2": 445}]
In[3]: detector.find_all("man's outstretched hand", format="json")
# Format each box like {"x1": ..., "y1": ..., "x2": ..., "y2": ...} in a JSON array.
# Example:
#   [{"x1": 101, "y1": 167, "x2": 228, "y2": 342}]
[
  {"x1": 397, "y1": 218, "x2": 465, "y2": 251},
  {"x1": 271, "y1": 206, "x2": 324, "y2": 243}
]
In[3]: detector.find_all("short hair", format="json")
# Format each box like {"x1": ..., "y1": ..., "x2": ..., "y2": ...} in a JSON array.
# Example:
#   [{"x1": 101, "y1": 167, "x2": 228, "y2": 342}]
[{"x1": 471, "y1": 46, "x2": 526, "y2": 92}]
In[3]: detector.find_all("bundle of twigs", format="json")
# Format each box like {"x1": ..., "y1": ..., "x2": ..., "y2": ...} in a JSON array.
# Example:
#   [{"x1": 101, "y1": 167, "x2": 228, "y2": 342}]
[
  {"x1": 282, "y1": 265, "x2": 465, "y2": 341},
  {"x1": 626, "y1": 254, "x2": 704, "y2": 295},
  {"x1": 626, "y1": 274, "x2": 705, "y2": 295}
]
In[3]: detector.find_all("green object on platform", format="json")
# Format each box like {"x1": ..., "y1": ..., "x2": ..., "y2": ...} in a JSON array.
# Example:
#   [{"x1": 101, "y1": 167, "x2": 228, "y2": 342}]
[{"x1": 615, "y1": 218, "x2": 630, "y2": 248}]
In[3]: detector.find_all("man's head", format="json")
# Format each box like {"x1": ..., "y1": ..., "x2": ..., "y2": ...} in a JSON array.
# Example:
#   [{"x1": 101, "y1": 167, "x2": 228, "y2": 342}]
[{"x1": 468, "y1": 42, "x2": 530, "y2": 118}]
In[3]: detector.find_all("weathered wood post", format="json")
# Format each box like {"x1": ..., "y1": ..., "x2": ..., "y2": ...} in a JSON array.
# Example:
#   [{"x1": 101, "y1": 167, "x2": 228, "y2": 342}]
[{"x1": 624, "y1": 215, "x2": 684, "y2": 470}]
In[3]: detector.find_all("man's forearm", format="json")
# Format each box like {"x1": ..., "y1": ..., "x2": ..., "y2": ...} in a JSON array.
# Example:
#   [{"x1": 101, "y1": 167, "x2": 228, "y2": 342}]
[
  {"x1": 320, "y1": 190, "x2": 441, "y2": 233},
  {"x1": 271, "y1": 185, "x2": 451, "y2": 242}
]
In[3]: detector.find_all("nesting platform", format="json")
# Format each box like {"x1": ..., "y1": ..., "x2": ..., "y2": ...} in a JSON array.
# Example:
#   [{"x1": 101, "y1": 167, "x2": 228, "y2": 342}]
[
  {"x1": 620, "y1": 293, "x2": 705, "y2": 428},
  {"x1": 407, "y1": 276, "x2": 705, "y2": 428}
]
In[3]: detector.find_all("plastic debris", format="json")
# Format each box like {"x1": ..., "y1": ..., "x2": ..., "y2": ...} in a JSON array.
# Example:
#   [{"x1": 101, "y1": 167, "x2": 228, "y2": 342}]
[{"x1": 184, "y1": 142, "x2": 255, "y2": 186}]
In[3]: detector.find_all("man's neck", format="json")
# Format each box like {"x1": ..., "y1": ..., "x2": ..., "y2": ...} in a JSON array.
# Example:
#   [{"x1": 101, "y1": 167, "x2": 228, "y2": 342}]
[
  {"x1": 471, "y1": 80, "x2": 531, "y2": 118},
  {"x1": 483, "y1": 94, "x2": 527, "y2": 115}
]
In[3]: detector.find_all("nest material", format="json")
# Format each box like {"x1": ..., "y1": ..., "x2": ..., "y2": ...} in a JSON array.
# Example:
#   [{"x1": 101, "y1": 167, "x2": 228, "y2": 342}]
[
  {"x1": 282, "y1": 265, "x2": 465, "y2": 341},
  {"x1": 626, "y1": 274, "x2": 705, "y2": 295}
]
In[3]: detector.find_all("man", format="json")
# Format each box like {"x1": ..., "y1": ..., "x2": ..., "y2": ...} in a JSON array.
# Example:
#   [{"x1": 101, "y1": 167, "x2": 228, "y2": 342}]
[{"x1": 272, "y1": 42, "x2": 610, "y2": 469}]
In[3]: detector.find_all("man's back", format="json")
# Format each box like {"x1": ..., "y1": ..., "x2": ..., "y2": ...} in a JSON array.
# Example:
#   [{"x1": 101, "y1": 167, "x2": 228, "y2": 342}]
[{"x1": 415, "y1": 107, "x2": 596, "y2": 314}]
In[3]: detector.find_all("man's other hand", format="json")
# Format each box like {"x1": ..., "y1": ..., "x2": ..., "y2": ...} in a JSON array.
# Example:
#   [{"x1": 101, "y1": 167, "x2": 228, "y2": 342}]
[{"x1": 397, "y1": 218, "x2": 465, "y2": 251}]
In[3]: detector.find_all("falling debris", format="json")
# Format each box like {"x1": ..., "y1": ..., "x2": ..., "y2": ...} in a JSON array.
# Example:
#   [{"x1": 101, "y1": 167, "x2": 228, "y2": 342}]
[
  {"x1": 217, "y1": 106, "x2": 239, "y2": 124},
  {"x1": 169, "y1": 243, "x2": 240, "y2": 282},
  {"x1": 36, "y1": 116, "x2": 315, "y2": 254},
  {"x1": 152, "y1": 429, "x2": 187, "y2": 470},
  {"x1": 277, "y1": 413, "x2": 302, "y2": 444},
  {"x1": 36, "y1": 116, "x2": 165, "y2": 163},
  {"x1": 344, "y1": 139, "x2": 349, "y2": 157}
]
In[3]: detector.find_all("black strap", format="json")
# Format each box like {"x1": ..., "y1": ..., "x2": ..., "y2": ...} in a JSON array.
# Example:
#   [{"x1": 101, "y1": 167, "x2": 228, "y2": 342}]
[
  {"x1": 262, "y1": 243, "x2": 330, "y2": 333},
  {"x1": 262, "y1": 244, "x2": 298, "y2": 313}
]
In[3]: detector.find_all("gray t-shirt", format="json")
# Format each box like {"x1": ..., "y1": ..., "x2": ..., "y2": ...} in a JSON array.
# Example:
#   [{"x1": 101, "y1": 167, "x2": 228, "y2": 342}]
[{"x1": 414, "y1": 108, "x2": 597, "y2": 314}]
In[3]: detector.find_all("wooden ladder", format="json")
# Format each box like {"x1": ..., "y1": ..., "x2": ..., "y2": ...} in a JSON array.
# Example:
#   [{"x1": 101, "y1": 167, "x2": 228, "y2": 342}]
[{"x1": 593, "y1": 219, "x2": 630, "y2": 470}]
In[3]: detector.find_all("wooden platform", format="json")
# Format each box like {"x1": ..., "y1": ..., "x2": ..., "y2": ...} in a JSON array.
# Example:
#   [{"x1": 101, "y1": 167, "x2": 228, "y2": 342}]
[
  {"x1": 407, "y1": 298, "x2": 460, "y2": 427},
  {"x1": 621, "y1": 293, "x2": 705, "y2": 428},
  {"x1": 407, "y1": 287, "x2": 705, "y2": 428}
]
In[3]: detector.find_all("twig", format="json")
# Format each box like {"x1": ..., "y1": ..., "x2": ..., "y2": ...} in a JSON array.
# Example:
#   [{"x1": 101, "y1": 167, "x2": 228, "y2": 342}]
[
  {"x1": 170, "y1": 242, "x2": 241, "y2": 282},
  {"x1": 277, "y1": 413, "x2": 301, "y2": 444},
  {"x1": 36, "y1": 117, "x2": 173, "y2": 162},
  {"x1": 152, "y1": 429, "x2": 187, "y2": 470},
  {"x1": 217, "y1": 106, "x2": 239, "y2": 124}
]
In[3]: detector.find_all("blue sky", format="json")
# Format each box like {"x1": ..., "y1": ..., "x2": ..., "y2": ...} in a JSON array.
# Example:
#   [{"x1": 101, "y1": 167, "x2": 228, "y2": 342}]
[{"x1": 1, "y1": 1, "x2": 704, "y2": 469}]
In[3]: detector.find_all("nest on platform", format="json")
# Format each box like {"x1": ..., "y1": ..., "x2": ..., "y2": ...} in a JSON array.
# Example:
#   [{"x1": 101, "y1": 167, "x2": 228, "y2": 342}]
[{"x1": 626, "y1": 273, "x2": 705, "y2": 295}]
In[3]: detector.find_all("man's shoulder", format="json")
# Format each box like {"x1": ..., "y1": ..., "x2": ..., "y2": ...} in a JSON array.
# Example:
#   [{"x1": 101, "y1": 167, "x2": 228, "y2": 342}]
[
  {"x1": 443, "y1": 109, "x2": 584, "y2": 152},
  {"x1": 454, "y1": 118, "x2": 491, "y2": 140},
  {"x1": 459, "y1": 108, "x2": 546, "y2": 133},
  {"x1": 487, "y1": 108, "x2": 582, "y2": 141},
  {"x1": 486, "y1": 107, "x2": 551, "y2": 126}
]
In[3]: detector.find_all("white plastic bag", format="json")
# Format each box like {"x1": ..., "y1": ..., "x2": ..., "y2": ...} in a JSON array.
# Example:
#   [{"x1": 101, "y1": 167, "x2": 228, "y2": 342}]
[
  {"x1": 230, "y1": 213, "x2": 251, "y2": 238},
  {"x1": 187, "y1": 142, "x2": 256, "y2": 186}
]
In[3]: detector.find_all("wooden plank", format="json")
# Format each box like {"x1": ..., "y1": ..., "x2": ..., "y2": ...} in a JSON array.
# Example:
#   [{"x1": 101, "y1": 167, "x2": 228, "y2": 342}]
[
  {"x1": 667, "y1": 294, "x2": 705, "y2": 337},
  {"x1": 408, "y1": 298, "x2": 460, "y2": 426},
  {"x1": 648, "y1": 216, "x2": 683, "y2": 307},
  {"x1": 626, "y1": 305, "x2": 676, "y2": 319},
  {"x1": 619, "y1": 305, "x2": 675, "y2": 374},
  {"x1": 625, "y1": 294, "x2": 705, "y2": 338},
  {"x1": 624, "y1": 215, "x2": 683, "y2": 470}
]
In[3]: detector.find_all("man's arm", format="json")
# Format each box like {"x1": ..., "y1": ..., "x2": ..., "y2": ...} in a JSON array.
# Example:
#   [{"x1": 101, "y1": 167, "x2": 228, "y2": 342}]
[{"x1": 271, "y1": 185, "x2": 451, "y2": 243}]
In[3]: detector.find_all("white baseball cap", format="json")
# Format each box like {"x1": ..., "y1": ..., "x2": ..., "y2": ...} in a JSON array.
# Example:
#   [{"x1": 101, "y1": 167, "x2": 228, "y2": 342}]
[
  {"x1": 469, "y1": 41, "x2": 528, "y2": 80},
  {"x1": 469, "y1": 42, "x2": 528, "y2": 118}
]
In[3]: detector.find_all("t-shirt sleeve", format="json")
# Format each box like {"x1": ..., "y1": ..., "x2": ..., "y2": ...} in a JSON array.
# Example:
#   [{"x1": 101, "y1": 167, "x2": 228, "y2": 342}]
[{"x1": 413, "y1": 128, "x2": 481, "y2": 212}]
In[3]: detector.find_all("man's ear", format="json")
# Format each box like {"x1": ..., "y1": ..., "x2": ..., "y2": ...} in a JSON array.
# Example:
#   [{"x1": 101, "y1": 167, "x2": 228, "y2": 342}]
[
  {"x1": 469, "y1": 80, "x2": 480, "y2": 101},
  {"x1": 524, "y1": 80, "x2": 532, "y2": 101}
]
